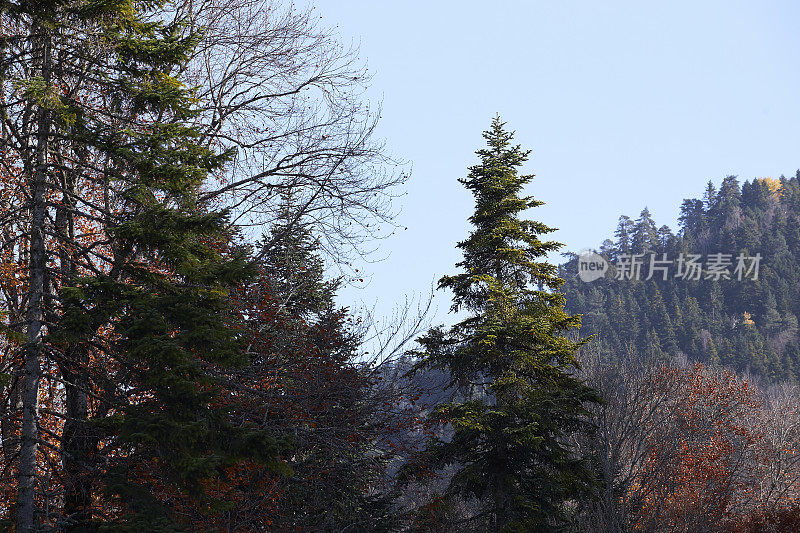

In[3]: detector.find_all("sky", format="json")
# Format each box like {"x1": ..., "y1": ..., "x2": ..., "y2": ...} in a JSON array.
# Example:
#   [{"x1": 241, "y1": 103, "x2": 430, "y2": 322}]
[{"x1": 306, "y1": 1, "x2": 800, "y2": 346}]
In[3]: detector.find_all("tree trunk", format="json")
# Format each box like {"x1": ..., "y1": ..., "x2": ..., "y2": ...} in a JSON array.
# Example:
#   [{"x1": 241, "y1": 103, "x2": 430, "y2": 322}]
[
  {"x1": 60, "y1": 186, "x2": 93, "y2": 530},
  {"x1": 1, "y1": 366, "x2": 23, "y2": 474},
  {"x1": 61, "y1": 348, "x2": 92, "y2": 530},
  {"x1": 17, "y1": 19, "x2": 52, "y2": 532}
]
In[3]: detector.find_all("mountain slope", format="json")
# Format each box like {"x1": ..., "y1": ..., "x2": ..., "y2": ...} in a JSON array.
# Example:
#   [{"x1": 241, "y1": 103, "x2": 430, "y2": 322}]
[{"x1": 561, "y1": 173, "x2": 800, "y2": 382}]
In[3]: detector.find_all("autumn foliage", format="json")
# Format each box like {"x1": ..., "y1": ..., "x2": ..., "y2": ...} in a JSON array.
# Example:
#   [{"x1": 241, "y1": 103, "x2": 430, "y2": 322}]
[{"x1": 579, "y1": 357, "x2": 800, "y2": 533}]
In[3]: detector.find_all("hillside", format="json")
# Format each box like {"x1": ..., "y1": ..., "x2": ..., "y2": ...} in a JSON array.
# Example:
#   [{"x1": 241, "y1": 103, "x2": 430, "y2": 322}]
[{"x1": 561, "y1": 173, "x2": 800, "y2": 382}]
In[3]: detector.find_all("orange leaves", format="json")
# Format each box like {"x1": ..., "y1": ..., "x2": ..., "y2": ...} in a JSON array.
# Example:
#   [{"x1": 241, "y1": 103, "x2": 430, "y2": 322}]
[
  {"x1": 0, "y1": 261, "x2": 23, "y2": 290},
  {"x1": 630, "y1": 363, "x2": 775, "y2": 530}
]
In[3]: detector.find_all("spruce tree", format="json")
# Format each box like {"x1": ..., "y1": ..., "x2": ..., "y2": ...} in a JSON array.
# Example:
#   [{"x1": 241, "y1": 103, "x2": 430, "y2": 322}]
[
  {"x1": 47, "y1": 1, "x2": 283, "y2": 528},
  {"x1": 632, "y1": 208, "x2": 658, "y2": 253},
  {"x1": 414, "y1": 117, "x2": 599, "y2": 531},
  {"x1": 614, "y1": 216, "x2": 634, "y2": 255},
  {"x1": 678, "y1": 198, "x2": 707, "y2": 238},
  {"x1": 253, "y1": 211, "x2": 394, "y2": 531}
]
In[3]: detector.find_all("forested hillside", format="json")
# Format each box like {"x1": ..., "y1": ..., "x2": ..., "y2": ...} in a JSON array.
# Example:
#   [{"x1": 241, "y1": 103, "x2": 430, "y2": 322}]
[{"x1": 561, "y1": 174, "x2": 800, "y2": 382}]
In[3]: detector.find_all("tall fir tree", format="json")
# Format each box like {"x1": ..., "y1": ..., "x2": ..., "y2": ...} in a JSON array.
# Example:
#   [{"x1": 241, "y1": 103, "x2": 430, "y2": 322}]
[
  {"x1": 631, "y1": 208, "x2": 658, "y2": 253},
  {"x1": 44, "y1": 0, "x2": 284, "y2": 529},
  {"x1": 246, "y1": 207, "x2": 396, "y2": 531},
  {"x1": 614, "y1": 216, "x2": 634, "y2": 256},
  {"x1": 413, "y1": 117, "x2": 599, "y2": 531}
]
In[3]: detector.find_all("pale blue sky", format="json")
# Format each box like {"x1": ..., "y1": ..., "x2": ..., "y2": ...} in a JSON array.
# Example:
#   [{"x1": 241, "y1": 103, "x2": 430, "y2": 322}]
[{"x1": 309, "y1": 1, "x2": 800, "y2": 340}]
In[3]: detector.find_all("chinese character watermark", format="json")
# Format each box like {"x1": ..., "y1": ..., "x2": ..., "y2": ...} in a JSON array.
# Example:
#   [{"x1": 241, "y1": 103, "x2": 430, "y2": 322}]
[{"x1": 577, "y1": 252, "x2": 762, "y2": 282}]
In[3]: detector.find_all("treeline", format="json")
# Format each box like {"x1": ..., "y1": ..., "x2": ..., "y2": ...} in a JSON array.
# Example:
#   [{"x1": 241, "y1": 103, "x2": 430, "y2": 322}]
[
  {"x1": 555, "y1": 172, "x2": 800, "y2": 531},
  {"x1": 561, "y1": 174, "x2": 800, "y2": 382}
]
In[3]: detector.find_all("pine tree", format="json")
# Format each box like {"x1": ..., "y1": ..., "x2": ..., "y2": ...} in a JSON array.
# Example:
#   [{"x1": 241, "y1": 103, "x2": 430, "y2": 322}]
[
  {"x1": 703, "y1": 181, "x2": 718, "y2": 211},
  {"x1": 413, "y1": 117, "x2": 599, "y2": 531},
  {"x1": 248, "y1": 209, "x2": 395, "y2": 531},
  {"x1": 713, "y1": 176, "x2": 743, "y2": 249},
  {"x1": 648, "y1": 284, "x2": 678, "y2": 355},
  {"x1": 47, "y1": 1, "x2": 283, "y2": 528},
  {"x1": 657, "y1": 225, "x2": 675, "y2": 252},
  {"x1": 614, "y1": 216, "x2": 634, "y2": 256},
  {"x1": 632, "y1": 208, "x2": 659, "y2": 253},
  {"x1": 679, "y1": 198, "x2": 707, "y2": 238}
]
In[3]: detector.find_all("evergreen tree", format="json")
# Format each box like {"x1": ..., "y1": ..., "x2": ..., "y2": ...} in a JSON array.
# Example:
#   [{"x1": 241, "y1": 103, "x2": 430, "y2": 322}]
[
  {"x1": 657, "y1": 225, "x2": 675, "y2": 252},
  {"x1": 647, "y1": 284, "x2": 678, "y2": 355},
  {"x1": 599, "y1": 238, "x2": 615, "y2": 257},
  {"x1": 703, "y1": 181, "x2": 718, "y2": 211},
  {"x1": 49, "y1": 1, "x2": 283, "y2": 528},
  {"x1": 413, "y1": 117, "x2": 599, "y2": 531},
  {"x1": 246, "y1": 209, "x2": 396, "y2": 531},
  {"x1": 713, "y1": 175, "x2": 743, "y2": 249},
  {"x1": 632, "y1": 208, "x2": 659, "y2": 253},
  {"x1": 614, "y1": 216, "x2": 634, "y2": 256},
  {"x1": 678, "y1": 198, "x2": 706, "y2": 238}
]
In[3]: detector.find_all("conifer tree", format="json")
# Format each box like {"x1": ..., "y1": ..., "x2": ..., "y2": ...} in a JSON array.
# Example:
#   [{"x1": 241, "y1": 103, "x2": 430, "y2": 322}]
[
  {"x1": 678, "y1": 198, "x2": 707, "y2": 238},
  {"x1": 657, "y1": 225, "x2": 675, "y2": 251},
  {"x1": 413, "y1": 117, "x2": 599, "y2": 531},
  {"x1": 632, "y1": 208, "x2": 658, "y2": 253},
  {"x1": 614, "y1": 216, "x2": 634, "y2": 256},
  {"x1": 39, "y1": 0, "x2": 284, "y2": 528},
  {"x1": 249, "y1": 209, "x2": 395, "y2": 531}
]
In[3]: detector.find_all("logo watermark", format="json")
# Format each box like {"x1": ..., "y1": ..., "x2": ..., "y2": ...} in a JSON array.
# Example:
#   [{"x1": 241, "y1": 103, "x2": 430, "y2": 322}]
[
  {"x1": 576, "y1": 252, "x2": 762, "y2": 282},
  {"x1": 577, "y1": 251, "x2": 609, "y2": 282}
]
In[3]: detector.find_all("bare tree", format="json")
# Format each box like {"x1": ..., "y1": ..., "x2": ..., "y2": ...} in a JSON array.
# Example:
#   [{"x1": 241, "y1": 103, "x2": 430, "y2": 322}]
[
  {"x1": 575, "y1": 349, "x2": 800, "y2": 533},
  {"x1": 573, "y1": 347, "x2": 684, "y2": 533},
  {"x1": 176, "y1": 0, "x2": 406, "y2": 264},
  {"x1": 756, "y1": 382, "x2": 800, "y2": 507}
]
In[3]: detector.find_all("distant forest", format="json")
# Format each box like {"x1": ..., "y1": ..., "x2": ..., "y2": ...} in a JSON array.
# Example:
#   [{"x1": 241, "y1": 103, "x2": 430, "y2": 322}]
[{"x1": 562, "y1": 174, "x2": 800, "y2": 382}]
